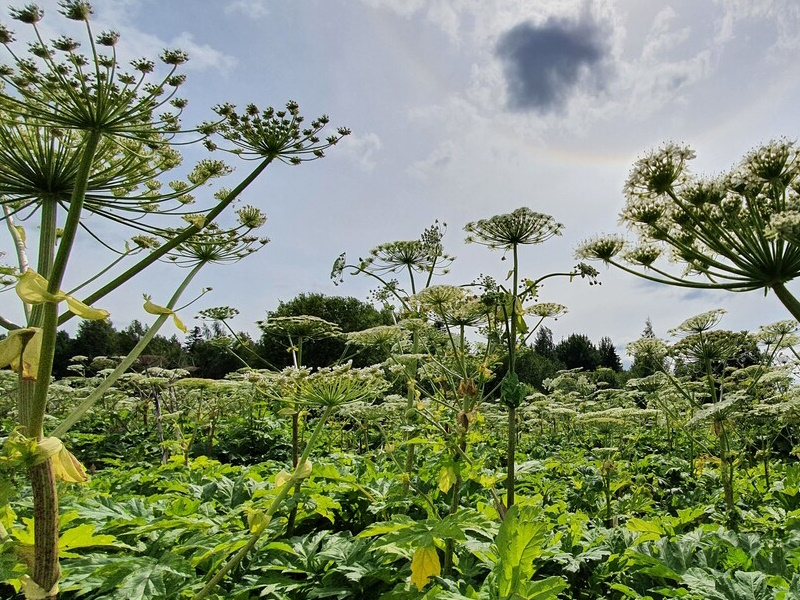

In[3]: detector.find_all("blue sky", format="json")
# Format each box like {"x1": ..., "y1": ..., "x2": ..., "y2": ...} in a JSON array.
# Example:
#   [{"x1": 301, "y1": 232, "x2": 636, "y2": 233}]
[{"x1": 2, "y1": 0, "x2": 800, "y2": 358}]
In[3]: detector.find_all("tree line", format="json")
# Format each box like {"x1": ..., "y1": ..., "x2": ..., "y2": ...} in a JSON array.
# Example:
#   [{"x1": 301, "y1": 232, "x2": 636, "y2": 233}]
[{"x1": 47, "y1": 292, "x2": 638, "y2": 386}]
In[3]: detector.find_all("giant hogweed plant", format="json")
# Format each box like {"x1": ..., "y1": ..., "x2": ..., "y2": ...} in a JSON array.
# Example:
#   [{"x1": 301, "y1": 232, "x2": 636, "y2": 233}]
[
  {"x1": 464, "y1": 207, "x2": 599, "y2": 510},
  {"x1": 624, "y1": 310, "x2": 800, "y2": 523},
  {"x1": 0, "y1": 3, "x2": 348, "y2": 598},
  {"x1": 577, "y1": 139, "x2": 800, "y2": 322},
  {"x1": 333, "y1": 221, "x2": 453, "y2": 495}
]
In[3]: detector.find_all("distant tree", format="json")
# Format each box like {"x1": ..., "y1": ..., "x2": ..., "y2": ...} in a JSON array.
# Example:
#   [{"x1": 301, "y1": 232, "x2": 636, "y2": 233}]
[
  {"x1": 139, "y1": 334, "x2": 186, "y2": 369},
  {"x1": 532, "y1": 326, "x2": 556, "y2": 359},
  {"x1": 70, "y1": 319, "x2": 119, "y2": 361},
  {"x1": 598, "y1": 336, "x2": 623, "y2": 372},
  {"x1": 257, "y1": 293, "x2": 394, "y2": 369},
  {"x1": 555, "y1": 333, "x2": 601, "y2": 371},
  {"x1": 642, "y1": 317, "x2": 655, "y2": 338},
  {"x1": 117, "y1": 320, "x2": 147, "y2": 355},
  {"x1": 629, "y1": 318, "x2": 667, "y2": 378},
  {"x1": 515, "y1": 346, "x2": 565, "y2": 391},
  {"x1": 52, "y1": 330, "x2": 74, "y2": 379},
  {"x1": 181, "y1": 323, "x2": 245, "y2": 378}
]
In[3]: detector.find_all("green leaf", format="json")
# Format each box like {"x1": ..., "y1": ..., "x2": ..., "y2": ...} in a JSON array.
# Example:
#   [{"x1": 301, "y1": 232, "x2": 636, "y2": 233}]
[
  {"x1": 438, "y1": 464, "x2": 458, "y2": 493},
  {"x1": 518, "y1": 576, "x2": 568, "y2": 600},
  {"x1": 309, "y1": 493, "x2": 341, "y2": 523},
  {"x1": 495, "y1": 504, "x2": 548, "y2": 598},
  {"x1": 626, "y1": 517, "x2": 665, "y2": 544},
  {"x1": 610, "y1": 583, "x2": 654, "y2": 599},
  {"x1": 357, "y1": 515, "x2": 416, "y2": 538},
  {"x1": 59, "y1": 523, "x2": 118, "y2": 558}
]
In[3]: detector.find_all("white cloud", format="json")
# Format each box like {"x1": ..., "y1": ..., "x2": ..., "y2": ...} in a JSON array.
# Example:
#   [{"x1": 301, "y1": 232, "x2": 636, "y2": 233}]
[
  {"x1": 407, "y1": 140, "x2": 456, "y2": 180},
  {"x1": 170, "y1": 32, "x2": 237, "y2": 72},
  {"x1": 336, "y1": 133, "x2": 383, "y2": 171},
  {"x1": 225, "y1": 0, "x2": 270, "y2": 19}
]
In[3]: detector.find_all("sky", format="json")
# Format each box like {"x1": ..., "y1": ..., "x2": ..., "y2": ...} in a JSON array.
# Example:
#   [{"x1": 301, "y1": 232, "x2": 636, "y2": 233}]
[{"x1": 2, "y1": 0, "x2": 800, "y2": 362}]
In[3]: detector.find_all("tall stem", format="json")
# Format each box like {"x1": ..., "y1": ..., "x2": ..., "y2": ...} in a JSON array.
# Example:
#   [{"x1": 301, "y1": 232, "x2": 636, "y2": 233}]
[
  {"x1": 65, "y1": 157, "x2": 273, "y2": 323},
  {"x1": 505, "y1": 243, "x2": 519, "y2": 510},
  {"x1": 192, "y1": 405, "x2": 335, "y2": 600},
  {"x1": 29, "y1": 131, "x2": 101, "y2": 437},
  {"x1": 52, "y1": 262, "x2": 204, "y2": 438},
  {"x1": 772, "y1": 282, "x2": 800, "y2": 322},
  {"x1": 21, "y1": 129, "x2": 101, "y2": 600}
]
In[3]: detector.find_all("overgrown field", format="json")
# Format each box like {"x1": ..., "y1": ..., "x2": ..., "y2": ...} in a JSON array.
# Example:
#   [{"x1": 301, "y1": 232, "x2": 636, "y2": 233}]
[{"x1": 4, "y1": 311, "x2": 800, "y2": 600}]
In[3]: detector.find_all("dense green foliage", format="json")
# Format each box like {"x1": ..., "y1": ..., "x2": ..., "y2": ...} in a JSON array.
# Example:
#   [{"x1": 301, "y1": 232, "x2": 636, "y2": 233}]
[{"x1": 3, "y1": 4, "x2": 800, "y2": 599}]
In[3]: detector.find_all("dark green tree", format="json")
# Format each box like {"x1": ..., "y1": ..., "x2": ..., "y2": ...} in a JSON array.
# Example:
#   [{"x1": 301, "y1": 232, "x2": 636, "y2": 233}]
[
  {"x1": 555, "y1": 333, "x2": 601, "y2": 371},
  {"x1": 185, "y1": 325, "x2": 251, "y2": 378},
  {"x1": 51, "y1": 330, "x2": 74, "y2": 379},
  {"x1": 598, "y1": 336, "x2": 623, "y2": 372},
  {"x1": 532, "y1": 326, "x2": 556, "y2": 359},
  {"x1": 70, "y1": 319, "x2": 119, "y2": 360},
  {"x1": 257, "y1": 293, "x2": 394, "y2": 369},
  {"x1": 116, "y1": 320, "x2": 147, "y2": 355},
  {"x1": 629, "y1": 318, "x2": 667, "y2": 378},
  {"x1": 512, "y1": 346, "x2": 565, "y2": 391}
]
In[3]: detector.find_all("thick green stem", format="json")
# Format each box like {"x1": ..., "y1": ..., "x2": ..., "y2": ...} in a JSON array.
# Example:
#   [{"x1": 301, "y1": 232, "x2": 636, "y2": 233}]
[
  {"x1": 30, "y1": 460, "x2": 59, "y2": 599},
  {"x1": 505, "y1": 244, "x2": 519, "y2": 511},
  {"x1": 772, "y1": 282, "x2": 800, "y2": 322},
  {"x1": 28, "y1": 132, "x2": 102, "y2": 438},
  {"x1": 22, "y1": 131, "x2": 100, "y2": 599},
  {"x1": 192, "y1": 405, "x2": 335, "y2": 600},
  {"x1": 506, "y1": 404, "x2": 516, "y2": 510},
  {"x1": 402, "y1": 331, "x2": 420, "y2": 495},
  {"x1": 63, "y1": 157, "x2": 273, "y2": 324}
]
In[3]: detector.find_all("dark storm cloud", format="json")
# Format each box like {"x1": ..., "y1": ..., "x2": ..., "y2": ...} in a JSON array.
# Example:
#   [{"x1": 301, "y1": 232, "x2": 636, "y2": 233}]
[{"x1": 495, "y1": 15, "x2": 609, "y2": 112}]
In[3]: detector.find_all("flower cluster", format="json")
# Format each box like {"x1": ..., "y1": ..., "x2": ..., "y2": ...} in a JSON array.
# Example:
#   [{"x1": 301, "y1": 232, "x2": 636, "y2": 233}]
[
  {"x1": 205, "y1": 101, "x2": 350, "y2": 164},
  {"x1": 346, "y1": 325, "x2": 408, "y2": 349},
  {"x1": 289, "y1": 363, "x2": 389, "y2": 407},
  {"x1": 258, "y1": 315, "x2": 343, "y2": 341},
  {"x1": 623, "y1": 142, "x2": 695, "y2": 199},
  {"x1": 161, "y1": 206, "x2": 269, "y2": 267},
  {"x1": 464, "y1": 207, "x2": 563, "y2": 249}
]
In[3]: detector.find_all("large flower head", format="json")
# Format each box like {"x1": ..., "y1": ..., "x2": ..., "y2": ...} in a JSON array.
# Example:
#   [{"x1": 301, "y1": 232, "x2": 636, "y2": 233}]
[
  {"x1": 0, "y1": 3, "x2": 191, "y2": 138},
  {"x1": 205, "y1": 100, "x2": 350, "y2": 164},
  {"x1": 161, "y1": 206, "x2": 268, "y2": 266},
  {"x1": 623, "y1": 142, "x2": 695, "y2": 199},
  {"x1": 411, "y1": 284, "x2": 486, "y2": 327},
  {"x1": 257, "y1": 315, "x2": 343, "y2": 342},
  {"x1": 464, "y1": 207, "x2": 563, "y2": 249}
]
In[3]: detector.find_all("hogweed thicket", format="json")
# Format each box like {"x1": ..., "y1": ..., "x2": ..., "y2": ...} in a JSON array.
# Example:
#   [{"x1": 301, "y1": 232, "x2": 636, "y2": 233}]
[{"x1": 0, "y1": 3, "x2": 348, "y2": 598}]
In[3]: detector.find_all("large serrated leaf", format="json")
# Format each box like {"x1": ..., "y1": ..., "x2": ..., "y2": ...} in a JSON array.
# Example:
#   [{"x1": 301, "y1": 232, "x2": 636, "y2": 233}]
[
  {"x1": 495, "y1": 504, "x2": 548, "y2": 598},
  {"x1": 410, "y1": 544, "x2": 441, "y2": 591}
]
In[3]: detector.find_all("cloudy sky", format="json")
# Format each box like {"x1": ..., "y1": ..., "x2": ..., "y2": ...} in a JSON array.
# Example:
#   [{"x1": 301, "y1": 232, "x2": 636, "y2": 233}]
[{"x1": 2, "y1": 0, "x2": 800, "y2": 360}]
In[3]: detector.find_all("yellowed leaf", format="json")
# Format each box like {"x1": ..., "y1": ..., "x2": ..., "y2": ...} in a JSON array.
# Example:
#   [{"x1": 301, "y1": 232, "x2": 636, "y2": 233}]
[
  {"x1": 297, "y1": 459, "x2": 313, "y2": 479},
  {"x1": 65, "y1": 296, "x2": 110, "y2": 321},
  {"x1": 14, "y1": 225, "x2": 26, "y2": 246},
  {"x1": 51, "y1": 446, "x2": 88, "y2": 483},
  {"x1": 410, "y1": 545, "x2": 440, "y2": 590},
  {"x1": 143, "y1": 295, "x2": 171, "y2": 315},
  {"x1": 274, "y1": 469, "x2": 292, "y2": 488},
  {"x1": 33, "y1": 437, "x2": 63, "y2": 464},
  {"x1": 143, "y1": 295, "x2": 187, "y2": 333},
  {"x1": 10, "y1": 328, "x2": 42, "y2": 380},
  {"x1": 171, "y1": 312, "x2": 188, "y2": 333},
  {"x1": 16, "y1": 270, "x2": 108, "y2": 321},
  {"x1": 247, "y1": 510, "x2": 271, "y2": 534},
  {"x1": 0, "y1": 330, "x2": 25, "y2": 368},
  {"x1": 20, "y1": 574, "x2": 58, "y2": 600},
  {"x1": 16, "y1": 269, "x2": 60, "y2": 304},
  {"x1": 438, "y1": 465, "x2": 457, "y2": 493}
]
